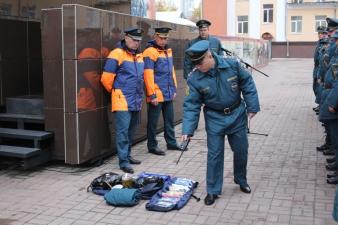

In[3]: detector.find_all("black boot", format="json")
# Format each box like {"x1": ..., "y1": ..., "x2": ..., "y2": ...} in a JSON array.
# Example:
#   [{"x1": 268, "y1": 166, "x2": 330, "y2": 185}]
[
  {"x1": 317, "y1": 143, "x2": 330, "y2": 151},
  {"x1": 323, "y1": 149, "x2": 335, "y2": 156},
  {"x1": 327, "y1": 171, "x2": 338, "y2": 178},
  {"x1": 204, "y1": 194, "x2": 218, "y2": 205},
  {"x1": 327, "y1": 176, "x2": 338, "y2": 184},
  {"x1": 326, "y1": 163, "x2": 338, "y2": 171},
  {"x1": 326, "y1": 157, "x2": 336, "y2": 164}
]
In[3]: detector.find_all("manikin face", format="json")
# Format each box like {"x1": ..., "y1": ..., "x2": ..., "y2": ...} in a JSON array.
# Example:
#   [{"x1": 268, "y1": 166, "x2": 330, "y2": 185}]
[
  {"x1": 199, "y1": 27, "x2": 210, "y2": 39},
  {"x1": 195, "y1": 51, "x2": 214, "y2": 73},
  {"x1": 154, "y1": 34, "x2": 168, "y2": 48},
  {"x1": 124, "y1": 35, "x2": 141, "y2": 50}
]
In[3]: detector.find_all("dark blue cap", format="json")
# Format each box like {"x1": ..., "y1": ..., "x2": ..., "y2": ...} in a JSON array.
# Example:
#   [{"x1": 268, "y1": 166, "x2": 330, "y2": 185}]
[
  {"x1": 124, "y1": 28, "x2": 143, "y2": 41},
  {"x1": 154, "y1": 27, "x2": 172, "y2": 37},
  {"x1": 317, "y1": 25, "x2": 327, "y2": 33},
  {"x1": 185, "y1": 40, "x2": 210, "y2": 65},
  {"x1": 196, "y1": 19, "x2": 211, "y2": 29},
  {"x1": 326, "y1": 17, "x2": 338, "y2": 28}
]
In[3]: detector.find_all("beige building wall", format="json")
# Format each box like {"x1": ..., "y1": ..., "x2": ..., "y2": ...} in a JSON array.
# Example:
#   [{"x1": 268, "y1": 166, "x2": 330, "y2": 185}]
[
  {"x1": 236, "y1": 0, "x2": 250, "y2": 37},
  {"x1": 287, "y1": 7, "x2": 336, "y2": 41},
  {"x1": 234, "y1": 0, "x2": 279, "y2": 40},
  {"x1": 260, "y1": 0, "x2": 277, "y2": 40}
]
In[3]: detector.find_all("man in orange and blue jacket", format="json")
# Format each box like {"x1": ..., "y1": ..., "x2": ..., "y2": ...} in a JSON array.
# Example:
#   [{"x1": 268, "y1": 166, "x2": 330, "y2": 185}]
[
  {"x1": 101, "y1": 28, "x2": 144, "y2": 174},
  {"x1": 143, "y1": 27, "x2": 180, "y2": 155}
]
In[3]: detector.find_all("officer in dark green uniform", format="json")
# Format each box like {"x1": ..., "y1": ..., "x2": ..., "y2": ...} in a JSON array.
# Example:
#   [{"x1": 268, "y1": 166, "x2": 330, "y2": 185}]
[
  {"x1": 183, "y1": 19, "x2": 223, "y2": 79},
  {"x1": 182, "y1": 40, "x2": 260, "y2": 205}
]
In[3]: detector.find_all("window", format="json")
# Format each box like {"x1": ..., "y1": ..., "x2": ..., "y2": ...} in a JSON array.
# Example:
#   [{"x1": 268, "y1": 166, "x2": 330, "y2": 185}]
[
  {"x1": 315, "y1": 15, "x2": 327, "y2": 31},
  {"x1": 291, "y1": 16, "x2": 302, "y2": 33},
  {"x1": 237, "y1": 15, "x2": 248, "y2": 34},
  {"x1": 292, "y1": 0, "x2": 303, "y2": 3},
  {"x1": 263, "y1": 4, "x2": 273, "y2": 23}
]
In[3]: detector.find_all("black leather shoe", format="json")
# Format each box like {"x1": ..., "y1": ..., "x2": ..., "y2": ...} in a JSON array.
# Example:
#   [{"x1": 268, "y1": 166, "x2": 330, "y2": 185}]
[
  {"x1": 204, "y1": 194, "x2": 218, "y2": 205},
  {"x1": 167, "y1": 144, "x2": 182, "y2": 151},
  {"x1": 149, "y1": 148, "x2": 166, "y2": 156},
  {"x1": 317, "y1": 143, "x2": 330, "y2": 151},
  {"x1": 121, "y1": 166, "x2": 134, "y2": 174},
  {"x1": 327, "y1": 176, "x2": 338, "y2": 184},
  {"x1": 327, "y1": 157, "x2": 336, "y2": 164},
  {"x1": 327, "y1": 171, "x2": 338, "y2": 178},
  {"x1": 129, "y1": 157, "x2": 141, "y2": 164},
  {"x1": 323, "y1": 149, "x2": 335, "y2": 156},
  {"x1": 326, "y1": 163, "x2": 338, "y2": 171},
  {"x1": 234, "y1": 179, "x2": 251, "y2": 194},
  {"x1": 240, "y1": 185, "x2": 251, "y2": 193}
]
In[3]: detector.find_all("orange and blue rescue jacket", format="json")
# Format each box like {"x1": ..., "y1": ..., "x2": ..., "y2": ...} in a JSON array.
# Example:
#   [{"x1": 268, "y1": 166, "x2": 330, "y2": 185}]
[
  {"x1": 143, "y1": 40, "x2": 177, "y2": 102},
  {"x1": 101, "y1": 41, "x2": 144, "y2": 112}
]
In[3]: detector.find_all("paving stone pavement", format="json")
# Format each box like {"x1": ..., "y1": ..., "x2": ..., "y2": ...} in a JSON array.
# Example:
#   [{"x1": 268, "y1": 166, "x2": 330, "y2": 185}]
[{"x1": 0, "y1": 58, "x2": 337, "y2": 225}]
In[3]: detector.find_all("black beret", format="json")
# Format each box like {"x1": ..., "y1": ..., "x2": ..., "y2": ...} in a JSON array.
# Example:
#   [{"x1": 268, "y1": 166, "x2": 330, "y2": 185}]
[
  {"x1": 154, "y1": 27, "x2": 172, "y2": 38},
  {"x1": 196, "y1": 19, "x2": 211, "y2": 29},
  {"x1": 185, "y1": 40, "x2": 210, "y2": 65},
  {"x1": 124, "y1": 28, "x2": 143, "y2": 41}
]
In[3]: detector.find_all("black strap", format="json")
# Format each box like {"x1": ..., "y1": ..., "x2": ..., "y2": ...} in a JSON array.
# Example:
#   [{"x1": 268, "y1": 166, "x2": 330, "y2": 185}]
[{"x1": 191, "y1": 194, "x2": 201, "y2": 202}]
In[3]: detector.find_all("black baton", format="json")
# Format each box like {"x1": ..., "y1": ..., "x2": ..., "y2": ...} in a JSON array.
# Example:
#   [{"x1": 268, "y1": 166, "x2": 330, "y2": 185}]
[{"x1": 176, "y1": 139, "x2": 190, "y2": 165}]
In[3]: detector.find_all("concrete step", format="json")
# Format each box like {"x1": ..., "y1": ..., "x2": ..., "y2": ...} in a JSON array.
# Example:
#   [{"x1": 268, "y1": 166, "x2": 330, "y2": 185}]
[
  {"x1": 0, "y1": 128, "x2": 52, "y2": 141},
  {"x1": 0, "y1": 113, "x2": 45, "y2": 128},
  {"x1": 0, "y1": 145, "x2": 41, "y2": 158},
  {"x1": 6, "y1": 95, "x2": 44, "y2": 115}
]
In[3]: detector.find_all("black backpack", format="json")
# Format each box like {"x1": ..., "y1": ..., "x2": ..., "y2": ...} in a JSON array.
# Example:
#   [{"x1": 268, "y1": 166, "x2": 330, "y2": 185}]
[{"x1": 87, "y1": 172, "x2": 122, "y2": 195}]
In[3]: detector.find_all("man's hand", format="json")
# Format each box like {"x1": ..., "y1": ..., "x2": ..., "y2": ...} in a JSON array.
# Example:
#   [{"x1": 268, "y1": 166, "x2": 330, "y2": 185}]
[
  {"x1": 173, "y1": 93, "x2": 177, "y2": 99},
  {"x1": 181, "y1": 134, "x2": 191, "y2": 142},
  {"x1": 247, "y1": 112, "x2": 257, "y2": 120},
  {"x1": 329, "y1": 106, "x2": 336, "y2": 113},
  {"x1": 151, "y1": 98, "x2": 158, "y2": 106}
]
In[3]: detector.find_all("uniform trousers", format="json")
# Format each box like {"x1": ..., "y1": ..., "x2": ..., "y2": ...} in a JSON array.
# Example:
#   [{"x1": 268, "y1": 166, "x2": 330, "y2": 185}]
[
  {"x1": 147, "y1": 101, "x2": 177, "y2": 150},
  {"x1": 114, "y1": 111, "x2": 139, "y2": 168},
  {"x1": 206, "y1": 127, "x2": 248, "y2": 195}
]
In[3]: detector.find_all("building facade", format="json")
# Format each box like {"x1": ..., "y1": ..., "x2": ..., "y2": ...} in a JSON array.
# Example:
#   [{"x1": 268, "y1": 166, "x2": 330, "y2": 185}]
[
  {"x1": 228, "y1": 0, "x2": 286, "y2": 41},
  {"x1": 227, "y1": 0, "x2": 338, "y2": 57},
  {"x1": 286, "y1": 0, "x2": 338, "y2": 42},
  {"x1": 229, "y1": 0, "x2": 338, "y2": 42}
]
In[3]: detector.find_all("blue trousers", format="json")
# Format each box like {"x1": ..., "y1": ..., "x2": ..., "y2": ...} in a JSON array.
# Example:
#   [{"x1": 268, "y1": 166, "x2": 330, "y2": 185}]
[
  {"x1": 114, "y1": 111, "x2": 139, "y2": 168},
  {"x1": 147, "y1": 101, "x2": 177, "y2": 150},
  {"x1": 328, "y1": 120, "x2": 338, "y2": 164},
  {"x1": 206, "y1": 128, "x2": 248, "y2": 195},
  {"x1": 333, "y1": 185, "x2": 338, "y2": 222}
]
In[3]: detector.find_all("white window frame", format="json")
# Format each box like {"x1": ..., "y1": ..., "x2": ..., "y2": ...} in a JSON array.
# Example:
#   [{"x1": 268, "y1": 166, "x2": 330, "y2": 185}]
[
  {"x1": 291, "y1": 16, "x2": 302, "y2": 33},
  {"x1": 263, "y1": 4, "x2": 273, "y2": 23},
  {"x1": 237, "y1": 15, "x2": 248, "y2": 34},
  {"x1": 315, "y1": 15, "x2": 327, "y2": 32}
]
